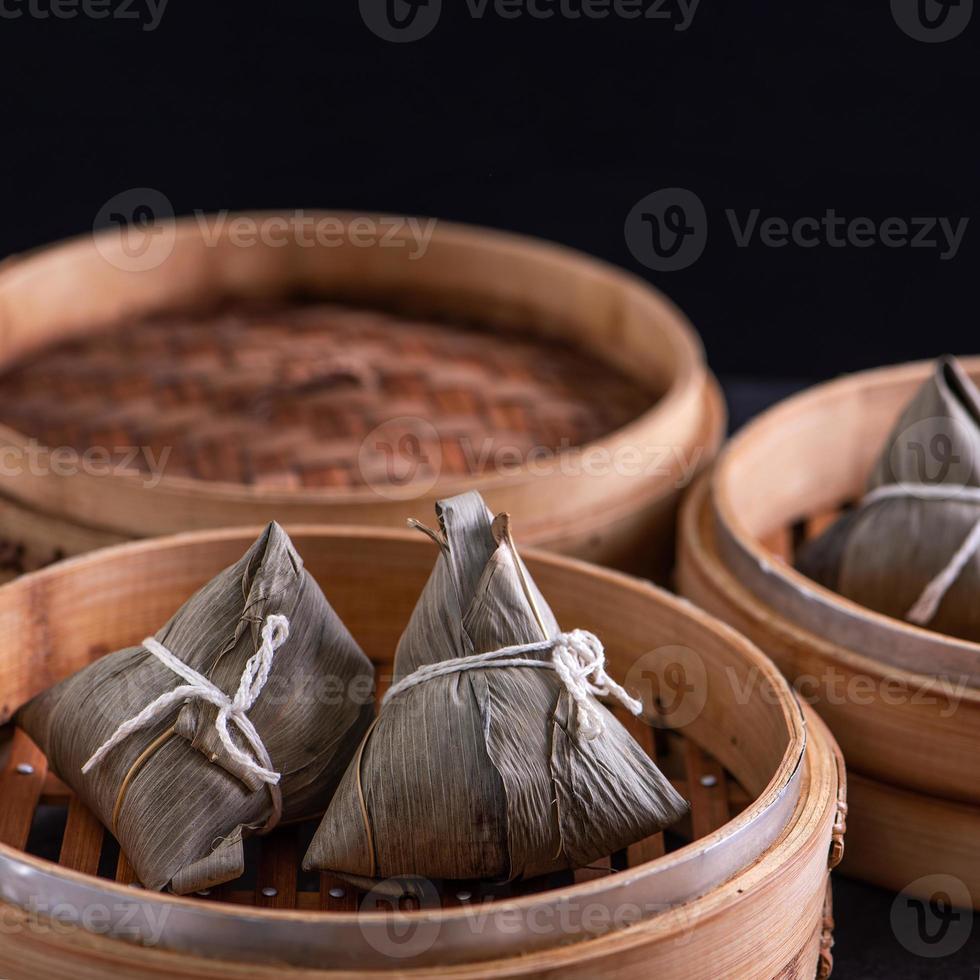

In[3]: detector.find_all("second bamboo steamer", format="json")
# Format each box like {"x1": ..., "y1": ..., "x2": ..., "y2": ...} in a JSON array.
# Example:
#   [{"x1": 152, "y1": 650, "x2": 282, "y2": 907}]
[
  {"x1": 677, "y1": 358, "x2": 980, "y2": 906},
  {"x1": 0, "y1": 214, "x2": 724, "y2": 580}
]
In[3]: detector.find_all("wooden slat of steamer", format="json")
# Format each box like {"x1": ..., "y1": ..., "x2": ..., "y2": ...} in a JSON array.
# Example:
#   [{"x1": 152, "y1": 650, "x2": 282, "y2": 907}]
[
  {"x1": 617, "y1": 709, "x2": 666, "y2": 866},
  {"x1": 319, "y1": 874, "x2": 359, "y2": 912},
  {"x1": 59, "y1": 797, "x2": 105, "y2": 875},
  {"x1": 255, "y1": 829, "x2": 298, "y2": 909},
  {"x1": 574, "y1": 858, "x2": 612, "y2": 883},
  {"x1": 225, "y1": 890, "x2": 256, "y2": 906},
  {"x1": 0, "y1": 729, "x2": 48, "y2": 848},
  {"x1": 684, "y1": 740, "x2": 730, "y2": 839},
  {"x1": 438, "y1": 881, "x2": 474, "y2": 908},
  {"x1": 115, "y1": 848, "x2": 139, "y2": 886},
  {"x1": 40, "y1": 770, "x2": 71, "y2": 806}
]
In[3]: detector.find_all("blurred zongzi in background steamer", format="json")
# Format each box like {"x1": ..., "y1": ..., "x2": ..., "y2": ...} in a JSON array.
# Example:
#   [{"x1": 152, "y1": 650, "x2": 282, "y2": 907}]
[
  {"x1": 797, "y1": 357, "x2": 980, "y2": 642},
  {"x1": 0, "y1": 526, "x2": 843, "y2": 979},
  {"x1": 677, "y1": 357, "x2": 980, "y2": 905},
  {"x1": 0, "y1": 213, "x2": 724, "y2": 580}
]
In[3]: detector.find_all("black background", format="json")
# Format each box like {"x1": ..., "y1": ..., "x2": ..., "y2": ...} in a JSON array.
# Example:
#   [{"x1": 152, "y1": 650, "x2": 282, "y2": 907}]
[
  {"x1": 2, "y1": 2, "x2": 980, "y2": 977},
  {"x1": 0, "y1": 1, "x2": 977, "y2": 382}
]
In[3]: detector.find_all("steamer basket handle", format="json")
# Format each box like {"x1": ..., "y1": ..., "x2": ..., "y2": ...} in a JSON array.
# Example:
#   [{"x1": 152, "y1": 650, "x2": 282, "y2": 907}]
[
  {"x1": 828, "y1": 748, "x2": 848, "y2": 870},
  {"x1": 817, "y1": 880, "x2": 835, "y2": 979}
]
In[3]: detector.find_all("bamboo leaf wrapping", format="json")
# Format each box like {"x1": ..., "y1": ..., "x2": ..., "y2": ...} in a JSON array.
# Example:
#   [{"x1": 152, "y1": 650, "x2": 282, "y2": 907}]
[
  {"x1": 16, "y1": 523, "x2": 375, "y2": 893},
  {"x1": 304, "y1": 491, "x2": 688, "y2": 881},
  {"x1": 798, "y1": 356, "x2": 980, "y2": 643}
]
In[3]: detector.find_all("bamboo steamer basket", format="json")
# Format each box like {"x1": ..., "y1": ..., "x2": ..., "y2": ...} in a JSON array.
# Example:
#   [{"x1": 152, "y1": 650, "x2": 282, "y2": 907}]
[
  {"x1": 0, "y1": 214, "x2": 724, "y2": 580},
  {"x1": 0, "y1": 527, "x2": 844, "y2": 979},
  {"x1": 677, "y1": 358, "x2": 980, "y2": 906}
]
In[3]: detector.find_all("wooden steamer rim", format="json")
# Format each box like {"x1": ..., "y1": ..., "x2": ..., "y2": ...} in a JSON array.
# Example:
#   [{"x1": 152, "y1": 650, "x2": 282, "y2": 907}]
[
  {"x1": 679, "y1": 479, "x2": 980, "y2": 905},
  {"x1": 0, "y1": 214, "x2": 724, "y2": 543},
  {"x1": 712, "y1": 357, "x2": 980, "y2": 686},
  {"x1": 0, "y1": 527, "x2": 811, "y2": 973},
  {"x1": 680, "y1": 476, "x2": 980, "y2": 799}
]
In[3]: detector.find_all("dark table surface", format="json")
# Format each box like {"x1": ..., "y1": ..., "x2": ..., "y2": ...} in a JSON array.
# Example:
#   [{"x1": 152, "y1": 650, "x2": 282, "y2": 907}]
[{"x1": 721, "y1": 376, "x2": 979, "y2": 980}]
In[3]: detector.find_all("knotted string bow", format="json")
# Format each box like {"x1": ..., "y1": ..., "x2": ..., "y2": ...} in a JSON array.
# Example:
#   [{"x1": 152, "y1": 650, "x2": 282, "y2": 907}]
[
  {"x1": 382, "y1": 628, "x2": 641, "y2": 740},
  {"x1": 83, "y1": 614, "x2": 290, "y2": 785}
]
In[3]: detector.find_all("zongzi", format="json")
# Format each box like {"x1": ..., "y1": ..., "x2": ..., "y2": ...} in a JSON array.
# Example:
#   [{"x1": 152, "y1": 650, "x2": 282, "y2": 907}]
[
  {"x1": 17, "y1": 522, "x2": 375, "y2": 893},
  {"x1": 798, "y1": 355, "x2": 980, "y2": 642},
  {"x1": 304, "y1": 491, "x2": 688, "y2": 882}
]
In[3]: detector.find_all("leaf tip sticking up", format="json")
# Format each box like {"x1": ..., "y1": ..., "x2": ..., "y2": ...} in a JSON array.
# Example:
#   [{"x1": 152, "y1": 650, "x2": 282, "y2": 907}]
[
  {"x1": 490, "y1": 512, "x2": 512, "y2": 545},
  {"x1": 407, "y1": 517, "x2": 449, "y2": 553}
]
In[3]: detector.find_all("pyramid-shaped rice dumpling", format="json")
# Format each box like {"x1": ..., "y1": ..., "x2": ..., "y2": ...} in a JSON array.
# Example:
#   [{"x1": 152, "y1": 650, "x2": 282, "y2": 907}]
[
  {"x1": 17, "y1": 523, "x2": 375, "y2": 893},
  {"x1": 304, "y1": 491, "x2": 687, "y2": 882},
  {"x1": 798, "y1": 356, "x2": 980, "y2": 641}
]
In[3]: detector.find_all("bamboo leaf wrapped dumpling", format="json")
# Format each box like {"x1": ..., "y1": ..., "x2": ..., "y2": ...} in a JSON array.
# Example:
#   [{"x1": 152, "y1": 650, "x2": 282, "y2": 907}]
[
  {"x1": 17, "y1": 523, "x2": 374, "y2": 893},
  {"x1": 797, "y1": 356, "x2": 980, "y2": 642},
  {"x1": 304, "y1": 491, "x2": 688, "y2": 882}
]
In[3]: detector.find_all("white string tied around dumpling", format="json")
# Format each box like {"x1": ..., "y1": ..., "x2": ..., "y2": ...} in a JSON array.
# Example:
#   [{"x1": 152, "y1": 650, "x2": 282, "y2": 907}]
[
  {"x1": 82, "y1": 614, "x2": 290, "y2": 785},
  {"x1": 862, "y1": 483, "x2": 980, "y2": 626},
  {"x1": 382, "y1": 628, "x2": 642, "y2": 740}
]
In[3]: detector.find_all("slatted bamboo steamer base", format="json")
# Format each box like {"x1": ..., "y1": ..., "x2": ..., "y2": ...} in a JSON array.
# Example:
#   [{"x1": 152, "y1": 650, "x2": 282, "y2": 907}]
[
  {"x1": 0, "y1": 527, "x2": 843, "y2": 979},
  {"x1": 0, "y1": 214, "x2": 724, "y2": 581},
  {"x1": 676, "y1": 358, "x2": 980, "y2": 905}
]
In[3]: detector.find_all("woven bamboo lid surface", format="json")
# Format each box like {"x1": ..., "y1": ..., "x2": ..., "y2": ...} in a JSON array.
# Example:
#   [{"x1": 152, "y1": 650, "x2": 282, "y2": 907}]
[{"x1": 0, "y1": 300, "x2": 651, "y2": 491}]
